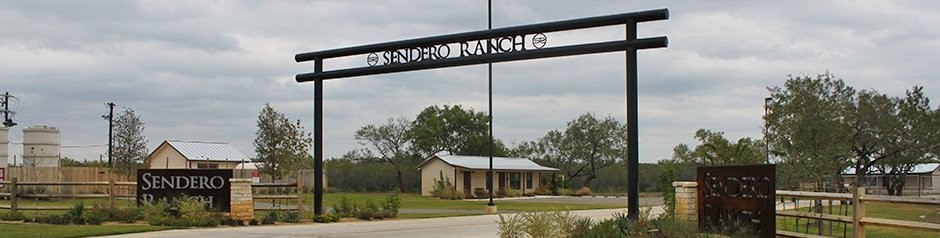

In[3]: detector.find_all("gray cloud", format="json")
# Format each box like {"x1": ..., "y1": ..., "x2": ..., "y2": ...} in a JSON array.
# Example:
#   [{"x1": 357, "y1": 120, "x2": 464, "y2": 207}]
[{"x1": 1, "y1": 0, "x2": 938, "y2": 165}]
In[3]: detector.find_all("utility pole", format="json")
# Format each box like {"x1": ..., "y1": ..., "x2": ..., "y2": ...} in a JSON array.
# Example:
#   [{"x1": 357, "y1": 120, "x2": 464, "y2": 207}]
[
  {"x1": 1, "y1": 92, "x2": 17, "y2": 127},
  {"x1": 103, "y1": 102, "x2": 115, "y2": 167}
]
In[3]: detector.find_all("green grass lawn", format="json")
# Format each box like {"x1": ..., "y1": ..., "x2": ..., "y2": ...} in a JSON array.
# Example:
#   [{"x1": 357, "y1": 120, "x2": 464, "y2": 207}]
[
  {"x1": 776, "y1": 201, "x2": 940, "y2": 238},
  {"x1": 0, "y1": 223, "x2": 173, "y2": 238},
  {"x1": 313, "y1": 192, "x2": 627, "y2": 211}
]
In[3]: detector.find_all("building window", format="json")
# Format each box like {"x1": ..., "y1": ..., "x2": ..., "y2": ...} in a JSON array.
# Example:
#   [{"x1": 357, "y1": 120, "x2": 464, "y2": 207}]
[
  {"x1": 509, "y1": 172, "x2": 522, "y2": 189},
  {"x1": 526, "y1": 172, "x2": 533, "y2": 189},
  {"x1": 197, "y1": 163, "x2": 219, "y2": 169}
]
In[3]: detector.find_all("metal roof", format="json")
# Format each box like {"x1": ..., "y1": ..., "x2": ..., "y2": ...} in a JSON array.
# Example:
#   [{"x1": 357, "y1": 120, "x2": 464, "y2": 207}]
[
  {"x1": 163, "y1": 140, "x2": 250, "y2": 162},
  {"x1": 843, "y1": 163, "x2": 939, "y2": 175},
  {"x1": 421, "y1": 155, "x2": 559, "y2": 171}
]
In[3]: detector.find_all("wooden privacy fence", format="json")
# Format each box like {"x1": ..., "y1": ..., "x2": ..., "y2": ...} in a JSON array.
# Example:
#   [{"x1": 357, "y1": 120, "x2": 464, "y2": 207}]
[
  {"x1": 1, "y1": 176, "x2": 303, "y2": 213},
  {"x1": 0, "y1": 177, "x2": 136, "y2": 212},
  {"x1": 3, "y1": 167, "x2": 118, "y2": 195},
  {"x1": 776, "y1": 187, "x2": 940, "y2": 238}
]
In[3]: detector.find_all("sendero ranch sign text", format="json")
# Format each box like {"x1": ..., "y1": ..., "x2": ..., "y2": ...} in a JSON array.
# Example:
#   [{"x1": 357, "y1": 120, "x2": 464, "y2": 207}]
[
  {"x1": 137, "y1": 169, "x2": 233, "y2": 211},
  {"x1": 696, "y1": 164, "x2": 775, "y2": 237},
  {"x1": 367, "y1": 33, "x2": 546, "y2": 66}
]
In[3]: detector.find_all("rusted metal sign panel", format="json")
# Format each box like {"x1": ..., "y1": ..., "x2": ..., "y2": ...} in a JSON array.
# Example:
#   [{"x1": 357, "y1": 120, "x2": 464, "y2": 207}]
[
  {"x1": 697, "y1": 164, "x2": 775, "y2": 237},
  {"x1": 137, "y1": 169, "x2": 233, "y2": 211}
]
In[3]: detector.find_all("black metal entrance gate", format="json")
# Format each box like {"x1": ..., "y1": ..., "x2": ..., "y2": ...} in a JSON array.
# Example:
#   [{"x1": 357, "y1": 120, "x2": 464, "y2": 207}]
[{"x1": 294, "y1": 8, "x2": 668, "y2": 219}]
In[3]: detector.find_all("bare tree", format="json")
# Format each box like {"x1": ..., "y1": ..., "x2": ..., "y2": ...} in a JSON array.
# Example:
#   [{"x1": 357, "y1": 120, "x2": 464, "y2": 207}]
[{"x1": 354, "y1": 116, "x2": 417, "y2": 192}]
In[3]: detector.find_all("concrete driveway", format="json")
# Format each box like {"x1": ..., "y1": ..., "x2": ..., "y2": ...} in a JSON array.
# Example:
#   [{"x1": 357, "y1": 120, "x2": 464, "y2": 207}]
[{"x1": 103, "y1": 207, "x2": 665, "y2": 238}]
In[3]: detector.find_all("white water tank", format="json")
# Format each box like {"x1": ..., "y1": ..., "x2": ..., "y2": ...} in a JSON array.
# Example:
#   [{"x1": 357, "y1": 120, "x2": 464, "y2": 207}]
[
  {"x1": 22, "y1": 125, "x2": 60, "y2": 167},
  {"x1": 0, "y1": 127, "x2": 8, "y2": 168}
]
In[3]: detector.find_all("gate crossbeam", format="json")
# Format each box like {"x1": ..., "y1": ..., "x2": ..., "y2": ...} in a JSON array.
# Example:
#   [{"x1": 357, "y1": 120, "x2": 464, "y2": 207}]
[{"x1": 297, "y1": 38, "x2": 665, "y2": 81}]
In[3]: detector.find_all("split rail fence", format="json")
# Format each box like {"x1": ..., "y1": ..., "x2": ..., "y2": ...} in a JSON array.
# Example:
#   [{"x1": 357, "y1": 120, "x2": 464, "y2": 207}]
[{"x1": 775, "y1": 187, "x2": 940, "y2": 238}]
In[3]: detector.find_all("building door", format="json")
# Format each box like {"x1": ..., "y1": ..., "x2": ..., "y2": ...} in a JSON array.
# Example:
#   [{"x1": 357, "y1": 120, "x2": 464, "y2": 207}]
[
  {"x1": 498, "y1": 172, "x2": 506, "y2": 191},
  {"x1": 463, "y1": 171, "x2": 472, "y2": 196}
]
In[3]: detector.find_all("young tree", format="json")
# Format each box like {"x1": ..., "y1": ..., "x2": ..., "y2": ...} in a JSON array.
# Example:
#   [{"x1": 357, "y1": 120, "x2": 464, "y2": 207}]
[
  {"x1": 513, "y1": 113, "x2": 627, "y2": 189},
  {"x1": 112, "y1": 108, "x2": 147, "y2": 179},
  {"x1": 354, "y1": 116, "x2": 419, "y2": 192},
  {"x1": 253, "y1": 103, "x2": 312, "y2": 182}
]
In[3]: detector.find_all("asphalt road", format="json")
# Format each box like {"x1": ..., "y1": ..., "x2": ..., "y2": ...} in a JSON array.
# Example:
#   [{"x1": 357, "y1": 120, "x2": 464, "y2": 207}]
[{"x1": 103, "y1": 207, "x2": 665, "y2": 238}]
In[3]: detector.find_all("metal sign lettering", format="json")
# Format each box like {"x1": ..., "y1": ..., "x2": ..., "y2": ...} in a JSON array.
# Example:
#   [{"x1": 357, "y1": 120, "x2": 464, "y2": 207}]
[
  {"x1": 137, "y1": 169, "x2": 233, "y2": 211},
  {"x1": 367, "y1": 33, "x2": 547, "y2": 66},
  {"x1": 0, "y1": 168, "x2": 4, "y2": 189},
  {"x1": 697, "y1": 164, "x2": 775, "y2": 237}
]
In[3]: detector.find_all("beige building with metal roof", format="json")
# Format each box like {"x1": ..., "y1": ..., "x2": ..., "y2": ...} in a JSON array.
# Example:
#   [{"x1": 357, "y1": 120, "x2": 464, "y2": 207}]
[
  {"x1": 147, "y1": 140, "x2": 251, "y2": 169},
  {"x1": 417, "y1": 155, "x2": 558, "y2": 197}
]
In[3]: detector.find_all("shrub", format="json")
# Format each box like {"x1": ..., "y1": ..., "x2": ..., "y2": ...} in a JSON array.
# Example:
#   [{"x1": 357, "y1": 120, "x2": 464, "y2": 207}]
[
  {"x1": 533, "y1": 186, "x2": 552, "y2": 196},
  {"x1": 331, "y1": 196, "x2": 358, "y2": 217},
  {"x1": 659, "y1": 162, "x2": 678, "y2": 218},
  {"x1": 177, "y1": 195, "x2": 213, "y2": 224},
  {"x1": 37, "y1": 214, "x2": 72, "y2": 225},
  {"x1": 85, "y1": 213, "x2": 105, "y2": 225},
  {"x1": 556, "y1": 188, "x2": 574, "y2": 196},
  {"x1": 382, "y1": 189, "x2": 401, "y2": 218},
  {"x1": 473, "y1": 188, "x2": 488, "y2": 198},
  {"x1": 356, "y1": 199, "x2": 379, "y2": 220},
  {"x1": 499, "y1": 187, "x2": 522, "y2": 198},
  {"x1": 497, "y1": 209, "x2": 587, "y2": 238},
  {"x1": 496, "y1": 212, "x2": 526, "y2": 238},
  {"x1": 88, "y1": 205, "x2": 140, "y2": 223},
  {"x1": 575, "y1": 187, "x2": 593, "y2": 196},
  {"x1": 141, "y1": 199, "x2": 171, "y2": 225},
  {"x1": 66, "y1": 202, "x2": 86, "y2": 224},
  {"x1": 141, "y1": 196, "x2": 219, "y2": 227},
  {"x1": 283, "y1": 211, "x2": 301, "y2": 223},
  {"x1": 313, "y1": 213, "x2": 340, "y2": 223},
  {"x1": 221, "y1": 218, "x2": 245, "y2": 226},
  {"x1": 0, "y1": 211, "x2": 26, "y2": 221},
  {"x1": 262, "y1": 210, "x2": 280, "y2": 225},
  {"x1": 430, "y1": 172, "x2": 463, "y2": 200},
  {"x1": 248, "y1": 218, "x2": 260, "y2": 226}
]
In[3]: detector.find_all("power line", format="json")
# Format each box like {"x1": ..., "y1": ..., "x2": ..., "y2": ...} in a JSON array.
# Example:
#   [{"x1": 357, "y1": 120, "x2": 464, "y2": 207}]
[{"x1": 61, "y1": 144, "x2": 108, "y2": 148}]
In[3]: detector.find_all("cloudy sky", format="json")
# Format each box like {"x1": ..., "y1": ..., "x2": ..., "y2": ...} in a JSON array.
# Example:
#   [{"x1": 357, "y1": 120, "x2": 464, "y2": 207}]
[{"x1": 2, "y1": 1, "x2": 938, "y2": 165}]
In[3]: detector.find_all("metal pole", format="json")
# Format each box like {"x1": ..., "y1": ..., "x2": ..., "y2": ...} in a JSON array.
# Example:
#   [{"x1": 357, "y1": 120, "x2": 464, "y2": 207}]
[
  {"x1": 764, "y1": 97, "x2": 772, "y2": 164},
  {"x1": 313, "y1": 58, "x2": 324, "y2": 215},
  {"x1": 486, "y1": 0, "x2": 495, "y2": 208},
  {"x1": 625, "y1": 20, "x2": 639, "y2": 220}
]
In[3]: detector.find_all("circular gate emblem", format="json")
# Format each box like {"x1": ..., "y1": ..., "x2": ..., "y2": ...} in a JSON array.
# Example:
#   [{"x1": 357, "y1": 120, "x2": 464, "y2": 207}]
[
  {"x1": 531, "y1": 33, "x2": 547, "y2": 49},
  {"x1": 367, "y1": 52, "x2": 379, "y2": 67}
]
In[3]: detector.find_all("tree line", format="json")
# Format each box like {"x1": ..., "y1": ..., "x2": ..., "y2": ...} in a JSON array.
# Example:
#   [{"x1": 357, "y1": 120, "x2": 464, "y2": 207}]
[{"x1": 659, "y1": 72, "x2": 940, "y2": 195}]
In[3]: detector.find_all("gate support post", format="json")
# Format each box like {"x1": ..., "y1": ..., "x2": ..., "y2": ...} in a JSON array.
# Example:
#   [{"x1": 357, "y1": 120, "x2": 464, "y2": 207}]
[
  {"x1": 313, "y1": 58, "x2": 324, "y2": 215},
  {"x1": 625, "y1": 20, "x2": 640, "y2": 221}
]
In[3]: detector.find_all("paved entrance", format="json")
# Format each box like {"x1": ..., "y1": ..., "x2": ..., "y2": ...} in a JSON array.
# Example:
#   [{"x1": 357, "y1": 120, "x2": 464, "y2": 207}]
[{"x1": 105, "y1": 207, "x2": 665, "y2": 238}]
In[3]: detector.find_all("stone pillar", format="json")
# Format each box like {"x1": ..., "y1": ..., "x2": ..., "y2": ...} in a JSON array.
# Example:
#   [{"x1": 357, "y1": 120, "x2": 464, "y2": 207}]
[
  {"x1": 229, "y1": 178, "x2": 254, "y2": 220},
  {"x1": 673, "y1": 181, "x2": 698, "y2": 223}
]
